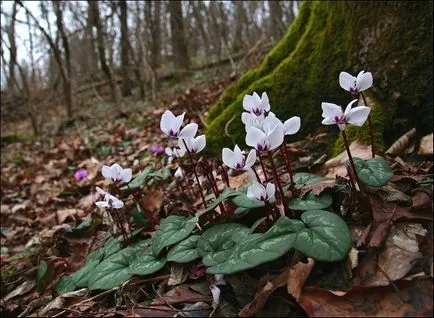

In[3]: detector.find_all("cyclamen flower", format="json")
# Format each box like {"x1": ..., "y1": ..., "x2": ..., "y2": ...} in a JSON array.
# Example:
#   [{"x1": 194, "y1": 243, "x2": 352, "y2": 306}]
[
  {"x1": 179, "y1": 135, "x2": 206, "y2": 154},
  {"x1": 321, "y1": 99, "x2": 371, "y2": 131},
  {"x1": 247, "y1": 182, "x2": 276, "y2": 202},
  {"x1": 241, "y1": 112, "x2": 265, "y2": 132},
  {"x1": 151, "y1": 145, "x2": 165, "y2": 154},
  {"x1": 339, "y1": 71, "x2": 373, "y2": 93},
  {"x1": 222, "y1": 145, "x2": 256, "y2": 171},
  {"x1": 264, "y1": 113, "x2": 301, "y2": 136},
  {"x1": 246, "y1": 122, "x2": 284, "y2": 151},
  {"x1": 95, "y1": 187, "x2": 124, "y2": 209},
  {"x1": 243, "y1": 92, "x2": 270, "y2": 117},
  {"x1": 74, "y1": 168, "x2": 88, "y2": 181},
  {"x1": 174, "y1": 167, "x2": 184, "y2": 179},
  {"x1": 165, "y1": 147, "x2": 186, "y2": 159},
  {"x1": 101, "y1": 163, "x2": 132, "y2": 183},
  {"x1": 160, "y1": 110, "x2": 198, "y2": 139}
]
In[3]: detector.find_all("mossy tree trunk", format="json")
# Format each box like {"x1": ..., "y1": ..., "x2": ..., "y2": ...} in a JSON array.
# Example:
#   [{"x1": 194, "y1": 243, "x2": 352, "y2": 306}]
[{"x1": 205, "y1": 1, "x2": 433, "y2": 155}]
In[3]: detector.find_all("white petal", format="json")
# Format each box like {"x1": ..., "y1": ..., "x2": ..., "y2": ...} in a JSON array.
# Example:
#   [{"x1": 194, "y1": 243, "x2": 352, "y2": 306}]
[
  {"x1": 111, "y1": 163, "x2": 122, "y2": 180},
  {"x1": 174, "y1": 167, "x2": 184, "y2": 178},
  {"x1": 179, "y1": 123, "x2": 198, "y2": 139},
  {"x1": 261, "y1": 92, "x2": 270, "y2": 111},
  {"x1": 96, "y1": 186, "x2": 106, "y2": 195},
  {"x1": 357, "y1": 72, "x2": 373, "y2": 92},
  {"x1": 177, "y1": 147, "x2": 186, "y2": 158},
  {"x1": 233, "y1": 145, "x2": 244, "y2": 166},
  {"x1": 243, "y1": 94, "x2": 257, "y2": 111},
  {"x1": 195, "y1": 135, "x2": 206, "y2": 153},
  {"x1": 347, "y1": 106, "x2": 371, "y2": 126},
  {"x1": 174, "y1": 112, "x2": 185, "y2": 133},
  {"x1": 263, "y1": 115, "x2": 282, "y2": 132},
  {"x1": 246, "y1": 127, "x2": 266, "y2": 149},
  {"x1": 241, "y1": 112, "x2": 251, "y2": 125},
  {"x1": 210, "y1": 285, "x2": 221, "y2": 306},
  {"x1": 244, "y1": 149, "x2": 257, "y2": 168},
  {"x1": 165, "y1": 147, "x2": 173, "y2": 157},
  {"x1": 112, "y1": 198, "x2": 124, "y2": 209},
  {"x1": 321, "y1": 102, "x2": 343, "y2": 118},
  {"x1": 178, "y1": 138, "x2": 188, "y2": 152},
  {"x1": 283, "y1": 116, "x2": 301, "y2": 135},
  {"x1": 101, "y1": 165, "x2": 112, "y2": 180},
  {"x1": 339, "y1": 72, "x2": 355, "y2": 91},
  {"x1": 120, "y1": 168, "x2": 132, "y2": 183},
  {"x1": 247, "y1": 182, "x2": 265, "y2": 201},
  {"x1": 344, "y1": 99, "x2": 359, "y2": 116},
  {"x1": 160, "y1": 110, "x2": 175, "y2": 135},
  {"x1": 95, "y1": 201, "x2": 109, "y2": 208},
  {"x1": 222, "y1": 148, "x2": 234, "y2": 168},
  {"x1": 268, "y1": 124, "x2": 284, "y2": 150},
  {"x1": 266, "y1": 183, "x2": 276, "y2": 200},
  {"x1": 322, "y1": 117, "x2": 335, "y2": 125}
]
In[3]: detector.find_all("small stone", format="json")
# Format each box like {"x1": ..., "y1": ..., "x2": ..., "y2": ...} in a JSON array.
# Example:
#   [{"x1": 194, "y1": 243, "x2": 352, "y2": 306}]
[{"x1": 417, "y1": 133, "x2": 433, "y2": 156}]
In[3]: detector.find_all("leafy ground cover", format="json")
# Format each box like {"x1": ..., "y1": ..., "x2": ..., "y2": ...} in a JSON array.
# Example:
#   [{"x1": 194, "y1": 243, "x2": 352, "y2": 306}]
[{"x1": 1, "y1": 75, "x2": 432, "y2": 317}]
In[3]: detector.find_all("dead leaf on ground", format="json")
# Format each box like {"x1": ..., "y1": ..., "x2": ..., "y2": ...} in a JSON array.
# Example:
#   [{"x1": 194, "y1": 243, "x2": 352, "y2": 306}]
[
  {"x1": 151, "y1": 285, "x2": 211, "y2": 306},
  {"x1": 39, "y1": 288, "x2": 89, "y2": 316},
  {"x1": 299, "y1": 180, "x2": 336, "y2": 196},
  {"x1": 286, "y1": 258, "x2": 315, "y2": 301},
  {"x1": 298, "y1": 278, "x2": 433, "y2": 317},
  {"x1": 3, "y1": 280, "x2": 36, "y2": 301},
  {"x1": 141, "y1": 189, "x2": 164, "y2": 215}
]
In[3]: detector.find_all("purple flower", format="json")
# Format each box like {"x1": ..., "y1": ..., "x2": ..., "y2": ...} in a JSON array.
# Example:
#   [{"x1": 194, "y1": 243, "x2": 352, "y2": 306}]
[
  {"x1": 74, "y1": 168, "x2": 88, "y2": 181},
  {"x1": 151, "y1": 145, "x2": 165, "y2": 154}
]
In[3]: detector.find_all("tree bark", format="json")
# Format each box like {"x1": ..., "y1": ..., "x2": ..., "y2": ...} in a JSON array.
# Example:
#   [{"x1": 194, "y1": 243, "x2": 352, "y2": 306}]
[
  {"x1": 7, "y1": 1, "x2": 18, "y2": 93},
  {"x1": 269, "y1": 0, "x2": 285, "y2": 40},
  {"x1": 168, "y1": 0, "x2": 190, "y2": 74},
  {"x1": 119, "y1": 0, "x2": 132, "y2": 96}
]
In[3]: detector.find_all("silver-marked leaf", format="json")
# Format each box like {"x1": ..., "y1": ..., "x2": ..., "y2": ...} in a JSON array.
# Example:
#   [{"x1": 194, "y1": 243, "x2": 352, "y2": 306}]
[
  {"x1": 293, "y1": 173, "x2": 324, "y2": 189},
  {"x1": 152, "y1": 215, "x2": 198, "y2": 256},
  {"x1": 288, "y1": 193, "x2": 332, "y2": 210},
  {"x1": 129, "y1": 250, "x2": 166, "y2": 276},
  {"x1": 352, "y1": 157, "x2": 393, "y2": 187},
  {"x1": 207, "y1": 217, "x2": 305, "y2": 274},
  {"x1": 55, "y1": 276, "x2": 76, "y2": 294},
  {"x1": 197, "y1": 223, "x2": 249, "y2": 267},
  {"x1": 88, "y1": 247, "x2": 137, "y2": 290},
  {"x1": 232, "y1": 193, "x2": 265, "y2": 209},
  {"x1": 197, "y1": 188, "x2": 240, "y2": 217},
  {"x1": 294, "y1": 210, "x2": 351, "y2": 262},
  {"x1": 167, "y1": 235, "x2": 200, "y2": 263}
]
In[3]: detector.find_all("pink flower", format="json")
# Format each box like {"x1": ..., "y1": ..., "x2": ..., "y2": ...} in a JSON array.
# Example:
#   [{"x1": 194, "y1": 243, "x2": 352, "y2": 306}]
[
  {"x1": 74, "y1": 168, "x2": 88, "y2": 181},
  {"x1": 151, "y1": 145, "x2": 165, "y2": 154}
]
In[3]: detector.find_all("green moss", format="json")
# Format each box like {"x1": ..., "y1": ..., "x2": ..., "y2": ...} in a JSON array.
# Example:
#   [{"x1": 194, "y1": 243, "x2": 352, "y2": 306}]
[
  {"x1": 1, "y1": 132, "x2": 20, "y2": 145},
  {"x1": 205, "y1": 1, "x2": 433, "y2": 156}
]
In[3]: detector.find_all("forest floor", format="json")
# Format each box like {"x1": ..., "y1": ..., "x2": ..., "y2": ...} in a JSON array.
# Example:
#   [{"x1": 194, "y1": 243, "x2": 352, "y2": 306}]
[{"x1": 1, "y1": 72, "x2": 433, "y2": 317}]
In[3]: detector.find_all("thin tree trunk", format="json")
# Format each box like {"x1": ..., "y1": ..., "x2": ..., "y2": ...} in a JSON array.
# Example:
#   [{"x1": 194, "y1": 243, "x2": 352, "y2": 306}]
[
  {"x1": 168, "y1": 0, "x2": 190, "y2": 74},
  {"x1": 7, "y1": 1, "x2": 18, "y2": 93},
  {"x1": 119, "y1": 0, "x2": 132, "y2": 96},
  {"x1": 269, "y1": 0, "x2": 285, "y2": 39}
]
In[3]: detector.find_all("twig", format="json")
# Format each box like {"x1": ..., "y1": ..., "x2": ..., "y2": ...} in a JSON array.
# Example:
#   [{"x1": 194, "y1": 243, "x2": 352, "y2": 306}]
[{"x1": 152, "y1": 283, "x2": 179, "y2": 313}]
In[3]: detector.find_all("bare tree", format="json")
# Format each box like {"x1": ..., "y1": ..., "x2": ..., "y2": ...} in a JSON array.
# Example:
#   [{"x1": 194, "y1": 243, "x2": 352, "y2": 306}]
[
  {"x1": 232, "y1": 1, "x2": 248, "y2": 52},
  {"x1": 168, "y1": 0, "x2": 190, "y2": 74},
  {"x1": 145, "y1": 1, "x2": 162, "y2": 72},
  {"x1": 7, "y1": 1, "x2": 18, "y2": 93},
  {"x1": 119, "y1": 0, "x2": 132, "y2": 96},
  {"x1": 269, "y1": 0, "x2": 286, "y2": 40}
]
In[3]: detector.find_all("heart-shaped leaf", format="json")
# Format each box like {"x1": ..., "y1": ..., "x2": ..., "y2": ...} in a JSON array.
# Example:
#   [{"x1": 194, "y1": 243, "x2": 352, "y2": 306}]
[
  {"x1": 293, "y1": 173, "x2": 324, "y2": 189},
  {"x1": 167, "y1": 235, "x2": 200, "y2": 263},
  {"x1": 197, "y1": 223, "x2": 249, "y2": 267},
  {"x1": 232, "y1": 193, "x2": 265, "y2": 209},
  {"x1": 88, "y1": 247, "x2": 137, "y2": 290},
  {"x1": 122, "y1": 166, "x2": 155, "y2": 190},
  {"x1": 352, "y1": 157, "x2": 393, "y2": 187},
  {"x1": 288, "y1": 193, "x2": 332, "y2": 210},
  {"x1": 55, "y1": 276, "x2": 76, "y2": 294},
  {"x1": 197, "y1": 189, "x2": 240, "y2": 217},
  {"x1": 294, "y1": 210, "x2": 351, "y2": 262},
  {"x1": 207, "y1": 217, "x2": 305, "y2": 274},
  {"x1": 152, "y1": 215, "x2": 198, "y2": 256},
  {"x1": 129, "y1": 250, "x2": 167, "y2": 276}
]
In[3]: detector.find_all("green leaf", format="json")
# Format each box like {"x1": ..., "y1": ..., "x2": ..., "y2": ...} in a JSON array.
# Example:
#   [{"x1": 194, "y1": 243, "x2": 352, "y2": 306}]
[
  {"x1": 293, "y1": 173, "x2": 324, "y2": 189},
  {"x1": 129, "y1": 250, "x2": 167, "y2": 275},
  {"x1": 288, "y1": 193, "x2": 332, "y2": 210},
  {"x1": 122, "y1": 166, "x2": 155, "y2": 190},
  {"x1": 234, "y1": 206, "x2": 250, "y2": 215},
  {"x1": 232, "y1": 193, "x2": 265, "y2": 209},
  {"x1": 197, "y1": 188, "x2": 240, "y2": 217},
  {"x1": 294, "y1": 210, "x2": 351, "y2": 262},
  {"x1": 352, "y1": 157, "x2": 393, "y2": 187},
  {"x1": 56, "y1": 276, "x2": 76, "y2": 294},
  {"x1": 152, "y1": 215, "x2": 199, "y2": 256},
  {"x1": 207, "y1": 217, "x2": 305, "y2": 274},
  {"x1": 167, "y1": 235, "x2": 200, "y2": 263},
  {"x1": 88, "y1": 247, "x2": 138, "y2": 290},
  {"x1": 37, "y1": 260, "x2": 49, "y2": 292},
  {"x1": 197, "y1": 223, "x2": 250, "y2": 267}
]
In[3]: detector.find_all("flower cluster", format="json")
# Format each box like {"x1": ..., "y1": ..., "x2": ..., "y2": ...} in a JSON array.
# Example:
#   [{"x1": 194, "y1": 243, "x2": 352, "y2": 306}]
[{"x1": 95, "y1": 163, "x2": 131, "y2": 209}]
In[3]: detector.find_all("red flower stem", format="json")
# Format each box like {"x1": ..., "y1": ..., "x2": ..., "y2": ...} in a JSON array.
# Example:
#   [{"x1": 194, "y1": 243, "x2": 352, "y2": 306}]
[
  {"x1": 182, "y1": 139, "x2": 207, "y2": 208},
  {"x1": 281, "y1": 143, "x2": 294, "y2": 186},
  {"x1": 179, "y1": 163, "x2": 195, "y2": 198},
  {"x1": 341, "y1": 129, "x2": 360, "y2": 189},
  {"x1": 111, "y1": 207, "x2": 128, "y2": 243},
  {"x1": 360, "y1": 92, "x2": 375, "y2": 158},
  {"x1": 251, "y1": 166, "x2": 262, "y2": 183},
  {"x1": 267, "y1": 150, "x2": 291, "y2": 217},
  {"x1": 257, "y1": 151, "x2": 268, "y2": 181},
  {"x1": 219, "y1": 162, "x2": 230, "y2": 188},
  {"x1": 201, "y1": 161, "x2": 227, "y2": 217}
]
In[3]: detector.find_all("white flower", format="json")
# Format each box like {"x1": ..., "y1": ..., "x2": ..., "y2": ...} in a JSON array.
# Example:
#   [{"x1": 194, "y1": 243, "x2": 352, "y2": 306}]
[
  {"x1": 160, "y1": 110, "x2": 198, "y2": 139},
  {"x1": 247, "y1": 182, "x2": 276, "y2": 202},
  {"x1": 101, "y1": 163, "x2": 132, "y2": 183},
  {"x1": 246, "y1": 121, "x2": 284, "y2": 152},
  {"x1": 321, "y1": 99, "x2": 371, "y2": 131},
  {"x1": 339, "y1": 70, "x2": 373, "y2": 93},
  {"x1": 243, "y1": 92, "x2": 270, "y2": 116},
  {"x1": 283, "y1": 116, "x2": 301, "y2": 135},
  {"x1": 95, "y1": 188, "x2": 124, "y2": 209},
  {"x1": 178, "y1": 135, "x2": 206, "y2": 154},
  {"x1": 241, "y1": 112, "x2": 265, "y2": 131},
  {"x1": 222, "y1": 145, "x2": 256, "y2": 171},
  {"x1": 165, "y1": 147, "x2": 186, "y2": 159},
  {"x1": 174, "y1": 167, "x2": 184, "y2": 179}
]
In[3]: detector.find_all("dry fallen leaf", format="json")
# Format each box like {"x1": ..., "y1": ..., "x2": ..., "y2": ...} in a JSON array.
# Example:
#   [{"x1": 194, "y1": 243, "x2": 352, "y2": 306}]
[{"x1": 286, "y1": 258, "x2": 315, "y2": 301}]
